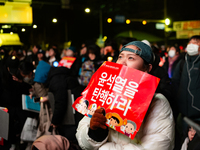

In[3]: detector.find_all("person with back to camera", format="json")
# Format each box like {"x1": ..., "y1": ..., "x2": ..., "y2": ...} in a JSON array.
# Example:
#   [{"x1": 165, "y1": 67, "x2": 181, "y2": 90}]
[
  {"x1": 76, "y1": 41, "x2": 175, "y2": 150},
  {"x1": 80, "y1": 44, "x2": 103, "y2": 86}
]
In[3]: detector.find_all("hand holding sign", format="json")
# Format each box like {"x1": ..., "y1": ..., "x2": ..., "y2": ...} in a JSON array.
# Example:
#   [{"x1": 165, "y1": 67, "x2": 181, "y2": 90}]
[{"x1": 90, "y1": 108, "x2": 107, "y2": 130}]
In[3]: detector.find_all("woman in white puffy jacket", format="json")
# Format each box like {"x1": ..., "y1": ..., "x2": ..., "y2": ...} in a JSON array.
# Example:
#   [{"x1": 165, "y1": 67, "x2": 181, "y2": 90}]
[{"x1": 76, "y1": 41, "x2": 175, "y2": 150}]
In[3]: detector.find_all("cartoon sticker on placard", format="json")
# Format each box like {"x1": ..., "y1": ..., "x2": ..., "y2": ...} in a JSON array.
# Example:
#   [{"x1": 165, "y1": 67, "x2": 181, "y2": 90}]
[
  {"x1": 87, "y1": 104, "x2": 97, "y2": 118},
  {"x1": 120, "y1": 119, "x2": 137, "y2": 138},
  {"x1": 106, "y1": 112, "x2": 124, "y2": 130},
  {"x1": 75, "y1": 98, "x2": 89, "y2": 115}
]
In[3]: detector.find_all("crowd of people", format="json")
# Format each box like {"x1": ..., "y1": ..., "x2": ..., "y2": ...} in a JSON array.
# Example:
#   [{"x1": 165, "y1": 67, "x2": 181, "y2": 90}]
[{"x1": 0, "y1": 35, "x2": 200, "y2": 150}]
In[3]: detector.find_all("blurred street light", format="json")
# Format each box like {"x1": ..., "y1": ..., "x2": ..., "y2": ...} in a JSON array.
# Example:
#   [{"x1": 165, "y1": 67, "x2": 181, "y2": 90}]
[
  {"x1": 22, "y1": 28, "x2": 25, "y2": 32},
  {"x1": 52, "y1": 18, "x2": 57, "y2": 23},
  {"x1": 10, "y1": 32, "x2": 13, "y2": 34},
  {"x1": 85, "y1": 8, "x2": 90, "y2": 13},
  {"x1": 2, "y1": 25, "x2": 11, "y2": 29},
  {"x1": 165, "y1": 18, "x2": 170, "y2": 25},
  {"x1": 142, "y1": 20, "x2": 147, "y2": 25},
  {"x1": 107, "y1": 18, "x2": 112, "y2": 23},
  {"x1": 130, "y1": 18, "x2": 165, "y2": 23},
  {"x1": 103, "y1": 36, "x2": 107, "y2": 41},
  {"x1": 33, "y1": 24, "x2": 37, "y2": 28},
  {"x1": 126, "y1": 19, "x2": 131, "y2": 24}
]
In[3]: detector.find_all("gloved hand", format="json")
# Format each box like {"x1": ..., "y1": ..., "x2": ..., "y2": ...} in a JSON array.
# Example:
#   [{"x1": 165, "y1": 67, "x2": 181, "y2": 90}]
[{"x1": 90, "y1": 108, "x2": 107, "y2": 130}]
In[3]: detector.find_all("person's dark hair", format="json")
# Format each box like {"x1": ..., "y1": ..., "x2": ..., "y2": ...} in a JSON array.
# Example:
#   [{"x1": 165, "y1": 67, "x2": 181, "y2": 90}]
[
  {"x1": 49, "y1": 47, "x2": 60, "y2": 61},
  {"x1": 151, "y1": 45, "x2": 160, "y2": 55},
  {"x1": 121, "y1": 37, "x2": 137, "y2": 46},
  {"x1": 87, "y1": 44, "x2": 100, "y2": 59},
  {"x1": 34, "y1": 45, "x2": 41, "y2": 50},
  {"x1": 49, "y1": 47, "x2": 57, "y2": 54},
  {"x1": 189, "y1": 35, "x2": 200, "y2": 42},
  {"x1": 142, "y1": 60, "x2": 151, "y2": 72},
  {"x1": 32, "y1": 146, "x2": 38, "y2": 150},
  {"x1": 105, "y1": 40, "x2": 118, "y2": 52},
  {"x1": 169, "y1": 46, "x2": 180, "y2": 54},
  {"x1": 82, "y1": 40, "x2": 94, "y2": 48},
  {"x1": 84, "y1": 100, "x2": 89, "y2": 108},
  {"x1": 110, "y1": 116, "x2": 120, "y2": 124},
  {"x1": 0, "y1": 64, "x2": 11, "y2": 89},
  {"x1": 19, "y1": 61, "x2": 34, "y2": 75}
]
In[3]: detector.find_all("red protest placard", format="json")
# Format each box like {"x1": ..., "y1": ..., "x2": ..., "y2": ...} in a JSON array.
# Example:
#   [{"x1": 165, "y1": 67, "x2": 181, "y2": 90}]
[
  {"x1": 0, "y1": 107, "x2": 9, "y2": 145},
  {"x1": 58, "y1": 56, "x2": 76, "y2": 68},
  {"x1": 72, "y1": 61, "x2": 160, "y2": 140}
]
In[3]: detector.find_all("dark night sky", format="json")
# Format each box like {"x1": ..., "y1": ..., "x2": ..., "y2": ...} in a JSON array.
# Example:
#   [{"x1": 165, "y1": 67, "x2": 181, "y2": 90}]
[{"x1": 16, "y1": 0, "x2": 200, "y2": 49}]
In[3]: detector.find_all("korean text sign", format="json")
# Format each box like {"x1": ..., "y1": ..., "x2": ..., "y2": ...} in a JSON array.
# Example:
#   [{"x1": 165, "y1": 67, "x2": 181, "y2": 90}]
[
  {"x1": 72, "y1": 61, "x2": 160, "y2": 139},
  {"x1": 58, "y1": 56, "x2": 76, "y2": 68}
]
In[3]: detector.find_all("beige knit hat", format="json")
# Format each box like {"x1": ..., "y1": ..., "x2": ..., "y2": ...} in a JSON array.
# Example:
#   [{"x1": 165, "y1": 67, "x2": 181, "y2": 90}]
[{"x1": 32, "y1": 135, "x2": 70, "y2": 150}]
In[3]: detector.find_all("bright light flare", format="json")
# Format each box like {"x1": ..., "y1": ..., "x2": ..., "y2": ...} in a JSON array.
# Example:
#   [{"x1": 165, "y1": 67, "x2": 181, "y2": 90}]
[
  {"x1": 126, "y1": 19, "x2": 131, "y2": 24},
  {"x1": 85, "y1": 8, "x2": 90, "y2": 13},
  {"x1": 165, "y1": 18, "x2": 170, "y2": 25},
  {"x1": 107, "y1": 18, "x2": 112, "y2": 23},
  {"x1": 142, "y1": 20, "x2": 147, "y2": 25},
  {"x1": 33, "y1": 24, "x2": 37, "y2": 28},
  {"x1": 52, "y1": 18, "x2": 57, "y2": 23}
]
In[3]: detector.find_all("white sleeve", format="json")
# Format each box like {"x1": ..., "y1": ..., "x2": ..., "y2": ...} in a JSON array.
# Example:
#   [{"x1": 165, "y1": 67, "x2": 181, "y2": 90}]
[
  {"x1": 136, "y1": 93, "x2": 175, "y2": 150},
  {"x1": 98, "y1": 134, "x2": 171, "y2": 150},
  {"x1": 181, "y1": 137, "x2": 189, "y2": 150},
  {"x1": 76, "y1": 93, "x2": 175, "y2": 150},
  {"x1": 124, "y1": 93, "x2": 175, "y2": 150},
  {"x1": 76, "y1": 116, "x2": 108, "y2": 150}
]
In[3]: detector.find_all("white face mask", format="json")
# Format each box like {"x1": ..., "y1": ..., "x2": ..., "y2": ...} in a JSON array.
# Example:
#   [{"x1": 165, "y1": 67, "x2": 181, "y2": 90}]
[
  {"x1": 168, "y1": 50, "x2": 176, "y2": 58},
  {"x1": 186, "y1": 44, "x2": 199, "y2": 56}
]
